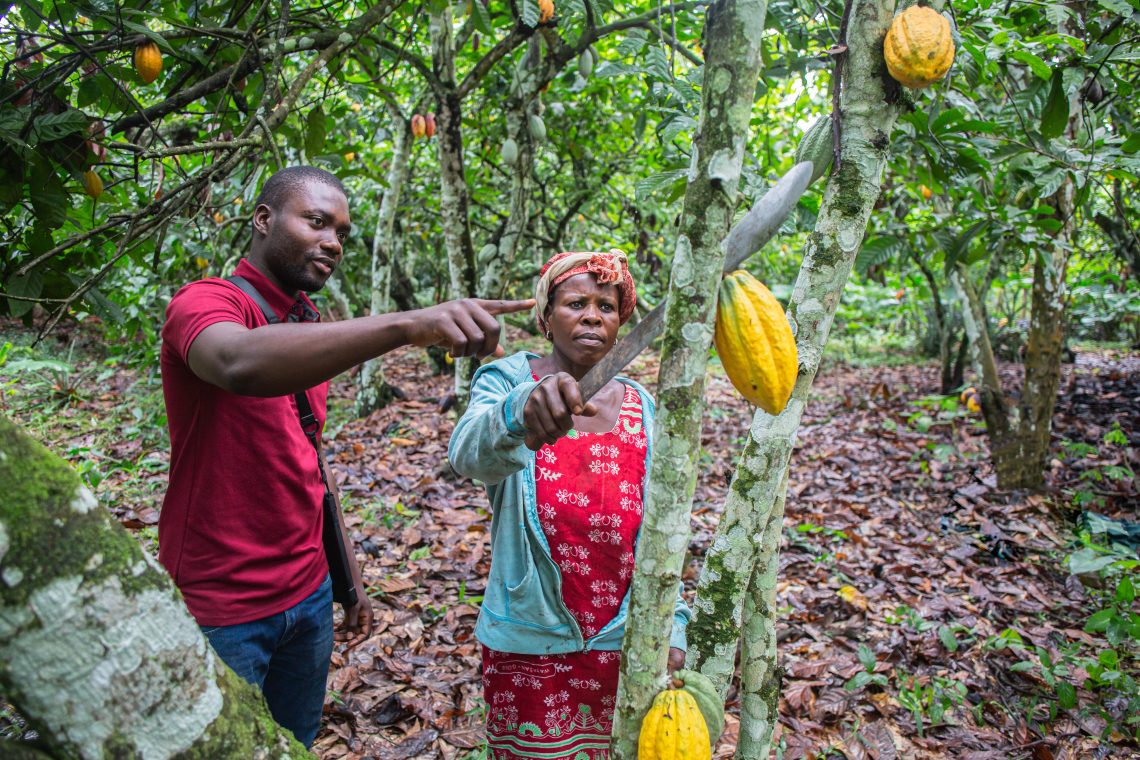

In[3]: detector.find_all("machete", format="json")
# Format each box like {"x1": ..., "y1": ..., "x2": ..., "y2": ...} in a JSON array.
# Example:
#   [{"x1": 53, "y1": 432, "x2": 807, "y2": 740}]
[{"x1": 577, "y1": 160, "x2": 816, "y2": 401}]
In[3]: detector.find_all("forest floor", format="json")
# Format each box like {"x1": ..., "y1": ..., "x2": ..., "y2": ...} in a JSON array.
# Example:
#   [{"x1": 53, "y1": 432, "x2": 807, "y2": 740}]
[{"x1": 2, "y1": 321, "x2": 1138, "y2": 759}]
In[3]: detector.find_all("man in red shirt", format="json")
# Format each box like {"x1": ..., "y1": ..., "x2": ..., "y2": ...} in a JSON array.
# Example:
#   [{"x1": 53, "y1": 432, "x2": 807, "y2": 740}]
[{"x1": 160, "y1": 166, "x2": 532, "y2": 746}]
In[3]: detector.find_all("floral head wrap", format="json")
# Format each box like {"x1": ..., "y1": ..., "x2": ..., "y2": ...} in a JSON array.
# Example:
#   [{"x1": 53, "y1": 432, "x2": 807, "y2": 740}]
[{"x1": 535, "y1": 249, "x2": 636, "y2": 335}]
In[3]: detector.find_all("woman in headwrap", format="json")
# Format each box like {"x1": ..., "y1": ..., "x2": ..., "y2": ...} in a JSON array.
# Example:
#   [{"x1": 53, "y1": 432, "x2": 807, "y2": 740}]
[{"x1": 449, "y1": 250, "x2": 690, "y2": 759}]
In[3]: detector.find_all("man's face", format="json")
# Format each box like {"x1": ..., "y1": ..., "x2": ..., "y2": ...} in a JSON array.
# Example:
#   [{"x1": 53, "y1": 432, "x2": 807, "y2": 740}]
[{"x1": 252, "y1": 181, "x2": 351, "y2": 294}]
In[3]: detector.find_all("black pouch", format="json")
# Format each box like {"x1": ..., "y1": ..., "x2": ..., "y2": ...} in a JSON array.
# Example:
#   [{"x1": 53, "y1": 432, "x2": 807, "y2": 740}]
[{"x1": 322, "y1": 492, "x2": 358, "y2": 606}]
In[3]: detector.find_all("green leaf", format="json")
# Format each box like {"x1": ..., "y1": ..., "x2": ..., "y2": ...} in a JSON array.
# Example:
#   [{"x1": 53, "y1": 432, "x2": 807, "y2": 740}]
[
  {"x1": 119, "y1": 21, "x2": 173, "y2": 51},
  {"x1": 1009, "y1": 50, "x2": 1052, "y2": 81},
  {"x1": 1117, "y1": 576, "x2": 1135, "y2": 604},
  {"x1": 1040, "y1": 69, "x2": 1069, "y2": 139},
  {"x1": 31, "y1": 110, "x2": 90, "y2": 143},
  {"x1": 24, "y1": 223, "x2": 53, "y2": 256},
  {"x1": 5, "y1": 270, "x2": 42, "y2": 318},
  {"x1": 520, "y1": 0, "x2": 539, "y2": 27},
  {"x1": 1056, "y1": 680, "x2": 1077, "y2": 710},
  {"x1": 855, "y1": 235, "x2": 900, "y2": 277},
  {"x1": 1036, "y1": 167, "x2": 1067, "y2": 198},
  {"x1": 304, "y1": 107, "x2": 326, "y2": 157},
  {"x1": 1094, "y1": 0, "x2": 1134, "y2": 14},
  {"x1": 28, "y1": 157, "x2": 68, "y2": 229},
  {"x1": 470, "y1": 0, "x2": 494, "y2": 34},
  {"x1": 1121, "y1": 133, "x2": 1140, "y2": 154},
  {"x1": 77, "y1": 77, "x2": 102, "y2": 109},
  {"x1": 1085, "y1": 608, "x2": 1115, "y2": 633},
  {"x1": 634, "y1": 168, "x2": 686, "y2": 204},
  {"x1": 939, "y1": 626, "x2": 959, "y2": 652},
  {"x1": 930, "y1": 108, "x2": 964, "y2": 135},
  {"x1": 1068, "y1": 547, "x2": 1120, "y2": 575}
]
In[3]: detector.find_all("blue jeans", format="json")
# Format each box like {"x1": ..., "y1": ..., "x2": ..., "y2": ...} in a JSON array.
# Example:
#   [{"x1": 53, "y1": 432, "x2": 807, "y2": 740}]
[{"x1": 201, "y1": 575, "x2": 333, "y2": 747}]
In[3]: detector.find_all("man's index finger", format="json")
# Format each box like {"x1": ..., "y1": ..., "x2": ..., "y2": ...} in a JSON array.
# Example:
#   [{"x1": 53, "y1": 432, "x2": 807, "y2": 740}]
[{"x1": 479, "y1": 298, "x2": 536, "y2": 315}]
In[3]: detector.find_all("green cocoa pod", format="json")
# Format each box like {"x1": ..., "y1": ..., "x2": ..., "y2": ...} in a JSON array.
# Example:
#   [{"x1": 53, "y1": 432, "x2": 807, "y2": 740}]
[
  {"x1": 501, "y1": 137, "x2": 519, "y2": 165},
  {"x1": 793, "y1": 114, "x2": 834, "y2": 185},
  {"x1": 527, "y1": 113, "x2": 547, "y2": 143},
  {"x1": 674, "y1": 669, "x2": 725, "y2": 746},
  {"x1": 477, "y1": 243, "x2": 498, "y2": 263},
  {"x1": 588, "y1": 45, "x2": 599, "y2": 66},
  {"x1": 578, "y1": 50, "x2": 594, "y2": 79}
]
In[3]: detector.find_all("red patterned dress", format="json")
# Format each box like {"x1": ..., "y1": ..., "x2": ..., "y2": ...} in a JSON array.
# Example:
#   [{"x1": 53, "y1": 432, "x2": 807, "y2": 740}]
[{"x1": 482, "y1": 382, "x2": 649, "y2": 760}]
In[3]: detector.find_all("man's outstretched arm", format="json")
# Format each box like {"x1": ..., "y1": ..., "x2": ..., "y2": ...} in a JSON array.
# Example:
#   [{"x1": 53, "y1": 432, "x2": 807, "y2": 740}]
[{"x1": 187, "y1": 298, "x2": 535, "y2": 397}]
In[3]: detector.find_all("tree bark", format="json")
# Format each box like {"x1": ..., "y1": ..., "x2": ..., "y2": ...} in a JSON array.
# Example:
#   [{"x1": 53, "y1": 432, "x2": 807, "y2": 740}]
[
  {"x1": 431, "y1": 3, "x2": 480, "y2": 412},
  {"x1": 0, "y1": 416, "x2": 308, "y2": 759},
  {"x1": 735, "y1": 467, "x2": 788, "y2": 757},
  {"x1": 357, "y1": 101, "x2": 414, "y2": 417},
  {"x1": 682, "y1": 2, "x2": 906, "y2": 757},
  {"x1": 610, "y1": 1, "x2": 768, "y2": 756},
  {"x1": 478, "y1": 39, "x2": 542, "y2": 301},
  {"x1": 912, "y1": 250, "x2": 955, "y2": 393},
  {"x1": 1012, "y1": 182, "x2": 1071, "y2": 487},
  {"x1": 1094, "y1": 208, "x2": 1140, "y2": 278}
]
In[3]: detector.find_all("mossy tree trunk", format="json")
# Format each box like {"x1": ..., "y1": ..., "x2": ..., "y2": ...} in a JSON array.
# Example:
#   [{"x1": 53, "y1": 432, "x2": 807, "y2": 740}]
[
  {"x1": 953, "y1": 199, "x2": 1073, "y2": 491},
  {"x1": 430, "y1": 3, "x2": 481, "y2": 413},
  {"x1": 0, "y1": 416, "x2": 308, "y2": 759},
  {"x1": 357, "y1": 97, "x2": 415, "y2": 417},
  {"x1": 682, "y1": 1, "x2": 906, "y2": 755},
  {"x1": 610, "y1": 1, "x2": 768, "y2": 756}
]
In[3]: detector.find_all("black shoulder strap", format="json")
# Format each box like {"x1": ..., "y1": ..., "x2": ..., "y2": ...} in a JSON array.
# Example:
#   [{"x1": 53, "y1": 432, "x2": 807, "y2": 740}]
[{"x1": 227, "y1": 275, "x2": 280, "y2": 325}]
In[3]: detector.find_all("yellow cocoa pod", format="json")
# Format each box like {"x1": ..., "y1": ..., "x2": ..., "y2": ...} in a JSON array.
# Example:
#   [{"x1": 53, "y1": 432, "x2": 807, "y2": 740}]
[
  {"x1": 638, "y1": 689, "x2": 711, "y2": 760},
  {"x1": 883, "y1": 6, "x2": 954, "y2": 89},
  {"x1": 82, "y1": 169, "x2": 103, "y2": 199},
  {"x1": 714, "y1": 271, "x2": 798, "y2": 415},
  {"x1": 133, "y1": 40, "x2": 163, "y2": 84},
  {"x1": 538, "y1": 0, "x2": 555, "y2": 23}
]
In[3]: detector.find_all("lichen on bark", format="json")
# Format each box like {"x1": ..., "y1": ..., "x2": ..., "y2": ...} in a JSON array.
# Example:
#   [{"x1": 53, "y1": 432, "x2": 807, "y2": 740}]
[
  {"x1": 0, "y1": 416, "x2": 308, "y2": 759},
  {"x1": 357, "y1": 97, "x2": 414, "y2": 417}
]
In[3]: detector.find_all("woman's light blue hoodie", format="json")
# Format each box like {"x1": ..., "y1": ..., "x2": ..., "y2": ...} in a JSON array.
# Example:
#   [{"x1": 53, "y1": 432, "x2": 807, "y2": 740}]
[{"x1": 448, "y1": 351, "x2": 690, "y2": 655}]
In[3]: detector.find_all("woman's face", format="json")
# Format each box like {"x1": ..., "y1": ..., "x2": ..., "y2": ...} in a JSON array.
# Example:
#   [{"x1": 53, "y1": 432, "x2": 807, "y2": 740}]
[{"x1": 545, "y1": 273, "x2": 622, "y2": 368}]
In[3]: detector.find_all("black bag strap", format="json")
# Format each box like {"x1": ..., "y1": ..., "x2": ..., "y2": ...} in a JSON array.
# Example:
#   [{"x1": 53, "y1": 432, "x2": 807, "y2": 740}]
[{"x1": 227, "y1": 275, "x2": 327, "y2": 487}]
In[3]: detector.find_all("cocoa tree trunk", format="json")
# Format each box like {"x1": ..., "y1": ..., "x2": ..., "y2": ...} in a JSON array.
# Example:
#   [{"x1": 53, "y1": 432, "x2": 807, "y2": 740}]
[
  {"x1": 610, "y1": 1, "x2": 769, "y2": 756},
  {"x1": 431, "y1": 3, "x2": 479, "y2": 412},
  {"x1": 357, "y1": 100, "x2": 414, "y2": 416},
  {"x1": 912, "y1": 250, "x2": 956, "y2": 394},
  {"x1": 477, "y1": 39, "x2": 542, "y2": 301},
  {"x1": 735, "y1": 467, "x2": 788, "y2": 757},
  {"x1": 682, "y1": 2, "x2": 907, "y2": 756},
  {"x1": 1009, "y1": 177, "x2": 1073, "y2": 488},
  {"x1": 0, "y1": 416, "x2": 308, "y2": 759}
]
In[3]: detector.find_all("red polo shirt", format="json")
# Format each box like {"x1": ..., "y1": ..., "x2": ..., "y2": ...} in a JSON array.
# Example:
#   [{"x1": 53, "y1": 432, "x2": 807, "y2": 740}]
[{"x1": 159, "y1": 259, "x2": 329, "y2": 626}]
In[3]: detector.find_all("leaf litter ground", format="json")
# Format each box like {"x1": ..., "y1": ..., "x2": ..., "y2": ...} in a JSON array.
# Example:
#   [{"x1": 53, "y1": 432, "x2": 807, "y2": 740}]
[{"x1": 2, "y1": 323, "x2": 1137, "y2": 759}]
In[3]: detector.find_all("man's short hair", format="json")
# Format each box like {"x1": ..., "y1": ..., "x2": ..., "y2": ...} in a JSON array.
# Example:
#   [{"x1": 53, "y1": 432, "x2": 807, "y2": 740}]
[{"x1": 255, "y1": 166, "x2": 346, "y2": 211}]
